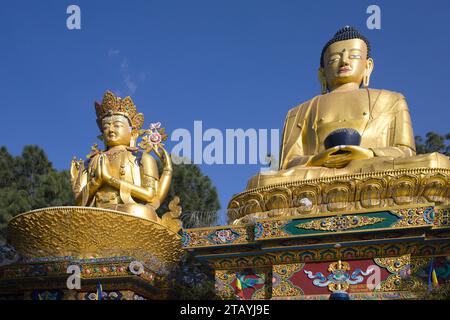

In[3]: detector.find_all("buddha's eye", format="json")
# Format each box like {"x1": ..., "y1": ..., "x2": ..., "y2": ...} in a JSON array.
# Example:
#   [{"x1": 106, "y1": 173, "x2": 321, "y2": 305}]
[
  {"x1": 350, "y1": 54, "x2": 361, "y2": 59},
  {"x1": 328, "y1": 57, "x2": 340, "y2": 65}
]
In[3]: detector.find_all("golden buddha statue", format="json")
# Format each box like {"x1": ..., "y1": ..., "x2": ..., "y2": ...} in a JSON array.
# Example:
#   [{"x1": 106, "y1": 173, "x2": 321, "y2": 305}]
[
  {"x1": 228, "y1": 26, "x2": 450, "y2": 223},
  {"x1": 70, "y1": 91, "x2": 173, "y2": 222},
  {"x1": 247, "y1": 26, "x2": 450, "y2": 189}
]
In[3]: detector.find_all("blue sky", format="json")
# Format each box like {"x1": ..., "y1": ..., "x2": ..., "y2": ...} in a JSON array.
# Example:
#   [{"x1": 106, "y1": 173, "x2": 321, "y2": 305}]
[{"x1": 1, "y1": 1, "x2": 450, "y2": 225}]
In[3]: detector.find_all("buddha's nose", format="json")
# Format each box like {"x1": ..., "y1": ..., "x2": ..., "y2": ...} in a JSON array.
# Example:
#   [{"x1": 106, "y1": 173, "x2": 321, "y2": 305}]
[{"x1": 341, "y1": 56, "x2": 350, "y2": 66}]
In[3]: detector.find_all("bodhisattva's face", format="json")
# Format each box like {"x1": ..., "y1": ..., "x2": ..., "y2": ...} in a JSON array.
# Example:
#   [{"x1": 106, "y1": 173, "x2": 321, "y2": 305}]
[
  {"x1": 102, "y1": 115, "x2": 132, "y2": 148},
  {"x1": 321, "y1": 39, "x2": 373, "y2": 91}
]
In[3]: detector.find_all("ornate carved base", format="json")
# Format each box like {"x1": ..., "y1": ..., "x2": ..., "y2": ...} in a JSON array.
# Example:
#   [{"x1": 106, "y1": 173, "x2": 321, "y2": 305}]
[
  {"x1": 0, "y1": 206, "x2": 183, "y2": 300},
  {"x1": 7, "y1": 206, "x2": 182, "y2": 266},
  {"x1": 183, "y1": 204, "x2": 450, "y2": 300},
  {"x1": 211, "y1": 254, "x2": 450, "y2": 300},
  {"x1": 0, "y1": 256, "x2": 167, "y2": 300},
  {"x1": 227, "y1": 168, "x2": 450, "y2": 225}
]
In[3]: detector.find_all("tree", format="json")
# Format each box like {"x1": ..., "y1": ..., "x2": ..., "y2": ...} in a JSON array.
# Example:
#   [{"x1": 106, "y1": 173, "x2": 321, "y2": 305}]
[
  {"x1": 0, "y1": 146, "x2": 74, "y2": 242},
  {"x1": 155, "y1": 160, "x2": 221, "y2": 299},
  {"x1": 412, "y1": 282, "x2": 450, "y2": 300},
  {"x1": 415, "y1": 132, "x2": 450, "y2": 156},
  {"x1": 157, "y1": 158, "x2": 221, "y2": 229},
  {"x1": 166, "y1": 252, "x2": 218, "y2": 300}
]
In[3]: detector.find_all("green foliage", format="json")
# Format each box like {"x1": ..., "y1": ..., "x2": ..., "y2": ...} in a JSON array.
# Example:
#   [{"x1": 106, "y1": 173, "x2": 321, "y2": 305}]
[
  {"x1": 415, "y1": 132, "x2": 450, "y2": 156},
  {"x1": 414, "y1": 282, "x2": 450, "y2": 300},
  {"x1": 0, "y1": 146, "x2": 74, "y2": 242},
  {"x1": 166, "y1": 252, "x2": 218, "y2": 300},
  {"x1": 157, "y1": 159, "x2": 221, "y2": 228}
]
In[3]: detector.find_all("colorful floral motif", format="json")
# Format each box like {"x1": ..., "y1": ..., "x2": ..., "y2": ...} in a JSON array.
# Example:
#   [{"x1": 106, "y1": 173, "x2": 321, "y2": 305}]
[
  {"x1": 253, "y1": 220, "x2": 289, "y2": 239},
  {"x1": 435, "y1": 207, "x2": 449, "y2": 227},
  {"x1": 207, "y1": 229, "x2": 241, "y2": 244},
  {"x1": 295, "y1": 215, "x2": 384, "y2": 232},
  {"x1": 182, "y1": 226, "x2": 248, "y2": 247},
  {"x1": 181, "y1": 232, "x2": 191, "y2": 247},
  {"x1": 391, "y1": 206, "x2": 435, "y2": 227},
  {"x1": 272, "y1": 263, "x2": 305, "y2": 297}
]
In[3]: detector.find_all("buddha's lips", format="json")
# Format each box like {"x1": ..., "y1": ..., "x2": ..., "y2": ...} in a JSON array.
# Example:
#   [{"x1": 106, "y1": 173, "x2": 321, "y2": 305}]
[{"x1": 339, "y1": 66, "x2": 352, "y2": 73}]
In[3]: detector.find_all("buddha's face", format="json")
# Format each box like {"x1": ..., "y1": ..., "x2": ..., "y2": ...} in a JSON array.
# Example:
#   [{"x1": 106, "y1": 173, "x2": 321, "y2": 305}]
[
  {"x1": 102, "y1": 115, "x2": 132, "y2": 147},
  {"x1": 321, "y1": 38, "x2": 373, "y2": 91}
]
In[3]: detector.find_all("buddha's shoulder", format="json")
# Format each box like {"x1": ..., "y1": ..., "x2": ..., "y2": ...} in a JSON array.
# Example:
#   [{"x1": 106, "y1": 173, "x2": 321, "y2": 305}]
[
  {"x1": 285, "y1": 97, "x2": 316, "y2": 118},
  {"x1": 285, "y1": 89, "x2": 407, "y2": 117},
  {"x1": 368, "y1": 88, "x2": 406, "y2": 101}
]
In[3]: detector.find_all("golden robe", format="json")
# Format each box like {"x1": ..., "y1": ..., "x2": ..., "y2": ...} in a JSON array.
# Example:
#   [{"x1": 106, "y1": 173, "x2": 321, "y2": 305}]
[{"x1": 247, "y1": 88, "x2": 450, "y2": 189}]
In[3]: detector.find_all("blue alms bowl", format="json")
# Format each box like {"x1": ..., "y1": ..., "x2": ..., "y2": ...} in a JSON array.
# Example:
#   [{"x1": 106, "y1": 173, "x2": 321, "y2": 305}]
[
  {"x1": 324, "y1": 128, "x2": 361, "y2": 150},
  {"x1": 329, "y1": 291, "x2": 350, "y2": 300}
]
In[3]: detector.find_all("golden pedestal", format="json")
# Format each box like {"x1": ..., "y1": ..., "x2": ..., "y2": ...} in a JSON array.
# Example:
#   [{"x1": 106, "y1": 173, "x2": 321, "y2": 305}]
[
  {"x1": 0, "y1": 207, "x2": 183, "y2": 300},
  {"x1": 228, "y1": 168, "x2": 450, "y2": 224},
  {"x1": 178, "y1": 167, "x2": 450, "y2": 300},
  {"x1": 183, "y1": 203, "x2": 450, "y2": 300}
]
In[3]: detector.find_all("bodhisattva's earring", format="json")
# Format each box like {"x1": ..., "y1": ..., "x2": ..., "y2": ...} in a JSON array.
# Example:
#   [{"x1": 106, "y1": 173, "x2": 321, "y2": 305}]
[{"x1": 130, "y1": 130, "x2": 138, "y2": 147}]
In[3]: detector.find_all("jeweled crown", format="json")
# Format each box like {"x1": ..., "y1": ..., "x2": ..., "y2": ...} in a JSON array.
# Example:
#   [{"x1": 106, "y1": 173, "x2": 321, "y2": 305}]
[{"x1": 94, "y1": 90, "x2": 144, "y2": 132}]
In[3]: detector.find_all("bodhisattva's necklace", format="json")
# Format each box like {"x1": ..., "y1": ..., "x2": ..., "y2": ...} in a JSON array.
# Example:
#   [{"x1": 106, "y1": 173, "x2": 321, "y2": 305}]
[{"x1": 104, "y1": 148, "x2": 126, "y2": 162}]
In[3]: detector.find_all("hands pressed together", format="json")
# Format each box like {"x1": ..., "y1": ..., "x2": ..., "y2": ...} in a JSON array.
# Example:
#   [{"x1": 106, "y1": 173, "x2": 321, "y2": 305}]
[{"x1": 90, "y1": 154, "x2": 112, "y2": 188}]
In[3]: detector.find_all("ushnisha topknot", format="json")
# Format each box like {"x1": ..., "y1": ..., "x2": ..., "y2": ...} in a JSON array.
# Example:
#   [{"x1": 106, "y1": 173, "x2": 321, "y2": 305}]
[{"x1": 320, "y1": 26, "x2": 371, "y2": 68}]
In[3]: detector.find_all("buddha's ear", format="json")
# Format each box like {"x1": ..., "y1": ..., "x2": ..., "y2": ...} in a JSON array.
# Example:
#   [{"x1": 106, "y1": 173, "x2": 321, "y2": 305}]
[
  {"x1": 318, "y1": 68, "x2": 328, "y2": 94},
  {"x1": 363, "y1": 58, "x2": 374, "y2": 88}
]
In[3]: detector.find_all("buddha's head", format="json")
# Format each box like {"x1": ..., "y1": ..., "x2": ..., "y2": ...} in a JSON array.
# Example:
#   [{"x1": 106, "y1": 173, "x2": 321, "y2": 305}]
[
  {"x1": 95, "y1": 91, "x2": 144, "y2": 148},
  {"x1": 318, "y1": 26, "x2": 374, "y2": 93}
]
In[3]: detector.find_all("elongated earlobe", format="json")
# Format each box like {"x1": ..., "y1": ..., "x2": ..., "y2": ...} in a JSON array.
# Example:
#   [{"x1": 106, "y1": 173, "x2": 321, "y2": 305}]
[
  {"x1": 363, "y1": 58, "x2": 374, "y2": 88},
  {"x1": 318, "y1": 68, "x2": 328, "y2": 94},
  {"x1": 362, "y1": 74, "x2": 370, "y2": 88}
]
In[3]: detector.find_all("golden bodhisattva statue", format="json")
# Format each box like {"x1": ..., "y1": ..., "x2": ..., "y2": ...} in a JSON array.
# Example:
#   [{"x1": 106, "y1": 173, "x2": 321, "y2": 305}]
[
  {"x1": 229, "y1": 26, "x2": 450, "y2": 223},
  {"x1": 70, "y1": 91, "x2": 173, "y2": 222},
  {"x1": 4, "y1": 91, "x2": 182, "y2": 299}
]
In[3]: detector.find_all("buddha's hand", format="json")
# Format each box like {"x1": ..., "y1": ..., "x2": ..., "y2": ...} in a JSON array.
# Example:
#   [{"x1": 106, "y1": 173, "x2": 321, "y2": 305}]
[{"x1": 308, "y1": 145, "x2": 374, "y2": 168}]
